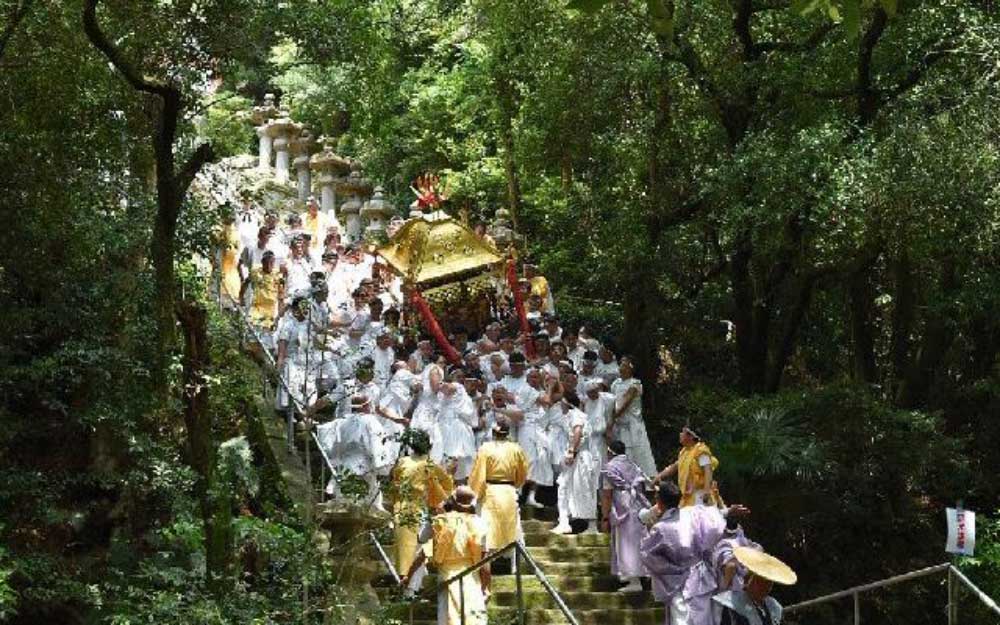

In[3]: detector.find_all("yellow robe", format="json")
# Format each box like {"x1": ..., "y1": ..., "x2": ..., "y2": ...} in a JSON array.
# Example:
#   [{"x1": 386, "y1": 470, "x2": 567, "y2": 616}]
[
  {"x1": 220, "y1": 224, "x2": 242, "y2": 300},
  {"x1": 249, "y1": 269, "x2": 281, "y2": 329},
  {"x1": 468, "y1": 440, "x2": 528, "y2": 550},
  {"x1": 529, "y1": 276, "x2": 555, "y2": 314},
  {"x1": 431, "y1": 512, "x2": 488, "y2": 625},
  {"x1": 677, "y1": 442, "x2": 720, "y2": 508},
  {"x1": 391, "y1": 456, "x2": 454, "y2": 575},
  {"x1": 302, "y1": 210, "x2": 328, "y2": 253}
]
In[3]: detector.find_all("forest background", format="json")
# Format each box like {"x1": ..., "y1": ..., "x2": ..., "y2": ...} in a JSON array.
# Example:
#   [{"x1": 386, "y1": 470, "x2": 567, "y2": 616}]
[{"x1": 2, "y1": 0, "x2": 1000, "y2": 623}]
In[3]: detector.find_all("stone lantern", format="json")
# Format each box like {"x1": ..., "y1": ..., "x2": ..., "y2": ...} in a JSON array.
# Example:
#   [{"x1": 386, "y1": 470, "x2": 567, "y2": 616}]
[
  {"x1": 251, "y1": 93, "x2": 279, "y2": 171},
  {"x1": 290, "y1": 128, "x2": 318, "y2": 202},
  {"x1": 337, "y1": 163, "x2": 373, "y2": 243},
  {"x1": 361, "y1": 186, "x2": 393, "y2": 242},
  {"x1": 309, "y1": 136, "x2": 352, "y2": 221},
  {"x1": 490, "y1": 207, "x2": 517, "y2": 248},
  {"x1": 269, "y1": 108, "x2": 302, "y2": 184},
  {"x1": 407, "y1": 199, "x2": 424, "y2": 221}
]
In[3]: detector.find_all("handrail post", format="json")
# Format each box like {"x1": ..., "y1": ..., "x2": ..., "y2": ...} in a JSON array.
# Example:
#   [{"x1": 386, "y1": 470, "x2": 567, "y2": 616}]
[
  {"x1": 460, "y1": 574, "x2": 466, "y2": 625},
  {"x1": 947, "y1": 567, "x2": 956, "y2": 625},
  {"x1": 515, "y1": 545, "x2": 526, "y2": 625},
  {"x1": 853, "y1": 591, "x2": 860, "y2": 625}
]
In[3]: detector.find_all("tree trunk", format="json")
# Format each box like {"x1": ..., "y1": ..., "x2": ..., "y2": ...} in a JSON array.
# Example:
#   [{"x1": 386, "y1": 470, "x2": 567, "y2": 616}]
[
  {"x1": 764, "y1": 277, "x2": 816, "y2": 393},
  {"x1": 889, "y1": 250, "x2": 915, "y2": 392},
  {"x1": 621, "y1": 263, "x2": 661, "y2": 416},
  {"x1": 495, "y1": 74, "x2": 522, "y2": 229},
  {"x1": 895, "y1": 261, "x2": 959, "y2": 409},
  {"x1": 177, "y1": 300, "x2": 233, "y2": 592},
  {"x1": 730, "y1": 238, "x2": 768, "y2": 394},
  {"x1": 848, "y1": 265, "x2": 879, "y2": 384}
]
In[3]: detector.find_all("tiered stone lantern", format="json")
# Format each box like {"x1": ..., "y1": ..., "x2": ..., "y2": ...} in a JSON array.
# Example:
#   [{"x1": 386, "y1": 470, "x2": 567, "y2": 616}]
[
  {"x1": 309, "y1": 137, "x2": 352, "y2": 221},
  {"x1": 490, "y1": 207, "x2": 520, "y2": 249},
  {"x1": 337, "y1": 163, "x2": 373, "y2": 243},
  {"x1": 407, "y1": 199, "x2": 424, "y2": 221},
  {"x1": 269, "y1": 108, "x2": 302, "y2": 185},
  {"x1": 361, "y1": 186, "x2": 394, "y2": 242},
  {"x1": 251, "y1": 93, "x2": 279, "y2": 171},
  {"x1": 290, "y1": 128, "x2": 318, "y2": 202}
]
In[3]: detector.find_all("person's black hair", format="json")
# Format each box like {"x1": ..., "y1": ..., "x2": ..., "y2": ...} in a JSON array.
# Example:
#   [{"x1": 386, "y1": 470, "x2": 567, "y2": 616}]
[
  {"x1": 352, "y1": 288, "x2": 365, "y2": 298},
  {"x1": 583, "y1": 350, "x2": 599, "y2": 361},
  {"x1": 356, "y1": 357, "x2": 375, "y2": 372},
  {"x1": 608, "y1": 440, "x2": 626, "y2": 456},
  {"x1": 563, "y1": 390, "x2": 581, "y2": 408},
  {"x1": 402, "y1": 428, "x2": 432, "y2": 456},
  {"x1": 657, "y1": 481, "x2": 680, "y2": 507}
]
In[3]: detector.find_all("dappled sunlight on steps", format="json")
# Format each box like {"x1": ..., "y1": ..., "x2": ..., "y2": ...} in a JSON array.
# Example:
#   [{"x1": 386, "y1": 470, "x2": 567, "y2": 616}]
[{"x1": 374, "y1": 506, "x2": 664, "y2": 625}]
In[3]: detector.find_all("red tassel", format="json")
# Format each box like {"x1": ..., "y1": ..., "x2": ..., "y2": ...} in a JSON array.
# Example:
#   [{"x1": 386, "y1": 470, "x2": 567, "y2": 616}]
[
  {"x1": 506, "y1": 258, "x2": 536, "y2": 359},
  {"x1": 410, "y1": 289, "x2": 463, "y2": 366}
]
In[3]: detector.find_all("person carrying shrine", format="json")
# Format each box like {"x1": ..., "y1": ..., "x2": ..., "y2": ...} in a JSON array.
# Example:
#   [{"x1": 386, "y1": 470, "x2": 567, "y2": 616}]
[
  {"x1": 390, "y1": 429, "x2": 455, "y2": 580},
  {"x1": 402, "y1": 486, "x2": 491, "y2": 625},
  {"x1": 468, "y1": 420, "x2": 528, "y2": 561},
  {"x1": 601, "y1": 440, "x2": 651, "y2": 593},
  {"x1": 655, "y1": 426, "x2": 721, "y2": 508},
  {"x1": 435, "y1": 380, "x2": 478, "y2": 482},
  {"x1": 713, "y1": 548, "x2": 796, "y2": 625}
]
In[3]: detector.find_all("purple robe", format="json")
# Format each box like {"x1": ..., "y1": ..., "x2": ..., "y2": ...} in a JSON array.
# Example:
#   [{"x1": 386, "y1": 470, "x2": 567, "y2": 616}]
[
  {"x1": 640, "y1": 505, "x2": 726, "y2": 625},
  {"x1": 711, "y1": 527, "x2": 763, "y2": 593},
  {"x1": 601, "y1": 454, "x2": 650, "y2": 578}
]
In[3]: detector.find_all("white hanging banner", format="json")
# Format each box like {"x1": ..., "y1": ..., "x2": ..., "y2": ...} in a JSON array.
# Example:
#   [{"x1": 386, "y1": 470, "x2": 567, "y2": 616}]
[{"x1": 945, "y1": 507, "x2": 976, "y2": 556}]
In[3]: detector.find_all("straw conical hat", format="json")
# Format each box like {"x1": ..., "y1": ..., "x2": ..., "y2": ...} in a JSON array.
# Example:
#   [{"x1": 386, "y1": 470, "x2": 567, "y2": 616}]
[{"x1": 733, "y1": 547, "x2": 798, "y2": 585}]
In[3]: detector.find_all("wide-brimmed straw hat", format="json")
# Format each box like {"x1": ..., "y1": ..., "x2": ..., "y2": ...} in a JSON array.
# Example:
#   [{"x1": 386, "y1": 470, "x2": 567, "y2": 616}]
[{"x1": 733, "y1": 547, "x2": 797, "y2": 585}]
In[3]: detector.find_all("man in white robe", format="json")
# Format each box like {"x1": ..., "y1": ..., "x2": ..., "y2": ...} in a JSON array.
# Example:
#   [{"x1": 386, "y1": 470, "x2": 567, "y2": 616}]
[{"x1": 371, "y1": 328, "x2": 395, "y2": 390}]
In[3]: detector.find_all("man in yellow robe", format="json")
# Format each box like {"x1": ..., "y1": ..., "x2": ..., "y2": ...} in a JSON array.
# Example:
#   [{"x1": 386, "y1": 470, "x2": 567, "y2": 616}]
[
  {"x1": 525, "y1": 264, "x2": 555, "y2": 315},
  {"x1": 402, "y1": 487, "x2": 491, "y2": 625},
  {"x1": 390, "y1": 429, "x2": 455, "y2": 576},
  {"x1": 219, "y1": 214, "x2": 243, "y2": 303},
  {"x1": 301, "y1": 195, "x2": 334, "y2": 257},
  {"x1": 468, "y1": 421, "x2": 528, "y2": 554},
  {"x1": 654, "y1": 426, "x2": 720, "y2": 508}
]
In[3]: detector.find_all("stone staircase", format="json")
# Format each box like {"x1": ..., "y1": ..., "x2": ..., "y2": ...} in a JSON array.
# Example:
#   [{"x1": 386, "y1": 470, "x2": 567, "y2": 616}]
[{"x1": 379, "y1": 505, "x2": 665, "y2": 625}]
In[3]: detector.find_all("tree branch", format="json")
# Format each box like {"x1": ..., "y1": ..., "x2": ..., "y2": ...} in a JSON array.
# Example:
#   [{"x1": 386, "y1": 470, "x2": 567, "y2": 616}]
[
  {"x1": 177, "y1": 143, "x2": 216, "y2": 196},
  {"x1": 883, "y1": 31, "x2": 963, "y2": 103},
  {"x1": 756, "y1": 23, "x2": 836, "y2": 55},
  {"x1": 0, "y1": 0, "x2": 32, "y2": 62},
  {"x1": 82, "y1": 0, "x2": 177, "y2": 99},
  {"x1": 734, "y1": 0, "x2": 758, "y2": 61},
  {"x1": 857, "y1": 7, "x2": 889, "y2": 126}
]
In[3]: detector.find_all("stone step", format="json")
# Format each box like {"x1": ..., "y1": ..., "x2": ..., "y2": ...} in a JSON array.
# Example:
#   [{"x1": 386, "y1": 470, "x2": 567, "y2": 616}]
[
  {"x1": 376, "y1": 572, "x2": 624, "y2": 594},
  {"x1": 400, "y1": 588, "x2": 655, "y2": 617},
  {"x1": 526, "y1": 544, "x2": 609, "y2": 563},
  {"x1": 523, "y1": 530, "x2": 609, "y2": 547},
  {"x1": 409, "y1": 606, "x2": 666, "y2": 625},
  {"x1": 491, "y1": 589, "x2": 656, "y2": 610}
]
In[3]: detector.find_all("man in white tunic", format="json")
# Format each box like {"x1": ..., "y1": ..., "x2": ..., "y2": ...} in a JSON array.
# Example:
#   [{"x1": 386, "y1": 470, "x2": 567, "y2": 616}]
[
  {"x1": 582, "y1": 379, "x2": 614, "y2": 483},
  {"x1": 371, "y1": 328, "x2": 396, "y2": 390},
  {"x1": 608, "y1": 356, "x2": 658, "y2": 478},
  {"x1": 551, "y1": 392, "x2": 599, "y2": 534},
  {"x1": 320, "y1": 394, "x2": 387, "y2": 511}
]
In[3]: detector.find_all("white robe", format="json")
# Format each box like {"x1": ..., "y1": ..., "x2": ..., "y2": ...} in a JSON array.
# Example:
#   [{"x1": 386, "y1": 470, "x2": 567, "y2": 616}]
[
  {"x1": 557, "y1": 408, "x2": 598, "y2": 521},
  {"x1": 610, "y1": 377, "x2": 658, "y2": 477},
  {"x1": 583, "y1": 392, "x2": 614, "y2": 482},
  {"x1": 371, "y1": 346, "x2": 395, "y2": 390},
  {"x1": 435, "y1": 387, "x2": 478, "y2": 480}
]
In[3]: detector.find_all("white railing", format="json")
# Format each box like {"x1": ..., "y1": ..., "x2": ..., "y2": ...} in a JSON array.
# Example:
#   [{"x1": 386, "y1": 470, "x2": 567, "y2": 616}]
[{"x1": 784, "y1": 563, "x2": 1000, "y2": 625}]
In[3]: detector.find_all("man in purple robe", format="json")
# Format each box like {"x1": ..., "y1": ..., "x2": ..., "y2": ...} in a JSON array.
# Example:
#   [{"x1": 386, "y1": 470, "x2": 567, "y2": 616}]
[
  {"x1": 639, "y1": 485, "x2": 726, "y2": 625},
  {"x1": 600, "y1": 440, "x2": 651, "y2": 592}
]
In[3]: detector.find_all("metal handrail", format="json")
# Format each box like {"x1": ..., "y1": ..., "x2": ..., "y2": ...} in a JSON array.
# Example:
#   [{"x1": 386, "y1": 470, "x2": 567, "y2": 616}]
[
  {"x1": 784, "y1": 563, "x2": 1000, "y2": 625},
  {"x1": 370, "y1": 531, "x2": 401, "y2": 585},
  {"x1": 220, "y1": 286, "x2": 407, "y2": 596},
  {"x1": 411, "y1": 540, "x2": 580, "y2": 625}
]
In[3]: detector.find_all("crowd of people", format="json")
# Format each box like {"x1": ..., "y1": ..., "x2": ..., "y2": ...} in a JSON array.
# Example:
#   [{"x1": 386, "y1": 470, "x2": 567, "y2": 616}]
[{"x1": 217, "y1": 194, "x2": 798, "y2": 625}]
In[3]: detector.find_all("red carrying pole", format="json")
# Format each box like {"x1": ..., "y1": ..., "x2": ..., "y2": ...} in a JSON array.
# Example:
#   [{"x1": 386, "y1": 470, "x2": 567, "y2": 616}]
[
  {"x1": 410, "y1": 289, "x2": 463, "y2": 366},
  {"x1": 506, "y1": 259, "x2": 535, "y2": 359}
]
